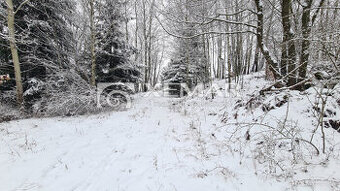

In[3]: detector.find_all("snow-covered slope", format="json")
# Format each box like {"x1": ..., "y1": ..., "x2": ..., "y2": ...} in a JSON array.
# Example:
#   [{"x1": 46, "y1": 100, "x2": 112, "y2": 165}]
[{"x1": 1, "y1": 73, "x2": 339, "y2": 191}]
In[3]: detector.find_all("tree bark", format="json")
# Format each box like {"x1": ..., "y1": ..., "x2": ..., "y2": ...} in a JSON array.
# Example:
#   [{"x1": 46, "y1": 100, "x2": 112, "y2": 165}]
[
  {"x1": 124, "y1": 0, "x2": 129, "y2": 42},
  {"x1": 6, "y1": 0, "x2": 24, "y2": 106},
  {"x1": 254, "y1": 0, "x2": 281, "y2": 80},
  {"x1": 281, "y1": 0, "x2": 297, "y2": 86},
  {"x1": 90, "y1": 0, "x2": 96, "y2": 86},
  {"x1": 142, "y1": 0, "x2": 148, "y2": 91},
  {"x1": 299, "y1": 0, "x2": 325, "y2": 82},
  {"x1": 217, "y1": 34, "x2": 222, "y2": 79},
  {"x1": 147, "y1": 0, "x2": 155, "y2": 85},
  {"x1": 253, "y1": 44, "x2": 259, "y2": 72},
  {"x1": 298, "y1": 0, "x2": 312, "y2": 82}
]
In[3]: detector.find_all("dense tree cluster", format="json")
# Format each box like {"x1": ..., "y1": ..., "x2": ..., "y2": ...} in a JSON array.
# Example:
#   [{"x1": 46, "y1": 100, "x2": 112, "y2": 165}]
[
  {"x1": 162, "y1": 33, "x2": 208, "y2": 88},
  {"x1": 0, "y1": 0, "x2": 339, "y2": 114},
  {"x1": 160, "y1": 0, "x2": 339, "y2": 91},
  {"x1": 0, "y1": 0, "x2": 140, "y2": 113},
  {"x1": 161, "y1": 0, "x2": 210, "y2": 89},
  {"x1": 94, "y1": 0, "x2": 140, "y2": 83}
]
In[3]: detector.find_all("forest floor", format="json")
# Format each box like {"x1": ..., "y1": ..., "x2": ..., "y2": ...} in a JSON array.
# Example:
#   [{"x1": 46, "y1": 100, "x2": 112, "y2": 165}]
[{"x1": 1, "y1": 73, "x2": 340, "y2": 191}]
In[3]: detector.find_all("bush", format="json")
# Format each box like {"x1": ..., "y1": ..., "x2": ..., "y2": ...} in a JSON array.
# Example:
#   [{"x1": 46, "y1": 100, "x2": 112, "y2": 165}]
[
  {"x1": 32, "y1": 71, "x2": 101, "y2": 117},
  {"x1": 0, "y1": 104, "x2": 21, "y2": 123}
]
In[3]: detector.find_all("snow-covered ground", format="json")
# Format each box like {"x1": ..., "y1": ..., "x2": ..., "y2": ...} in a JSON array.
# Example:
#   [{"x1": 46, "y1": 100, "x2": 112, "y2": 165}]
[{"x1": 1, "y1": 73, "x2": 340, "y2": 191}]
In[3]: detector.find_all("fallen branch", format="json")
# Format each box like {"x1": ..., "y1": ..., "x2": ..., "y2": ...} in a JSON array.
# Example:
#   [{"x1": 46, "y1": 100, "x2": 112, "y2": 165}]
[{"x1": 260, "y1": 78, "x2": 312, "y2": 95}]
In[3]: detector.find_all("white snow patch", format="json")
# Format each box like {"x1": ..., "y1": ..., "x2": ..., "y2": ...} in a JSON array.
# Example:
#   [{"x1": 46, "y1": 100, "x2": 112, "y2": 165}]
[{"x1": 1, "y1": 72, "x2": 339, "y2": 191}]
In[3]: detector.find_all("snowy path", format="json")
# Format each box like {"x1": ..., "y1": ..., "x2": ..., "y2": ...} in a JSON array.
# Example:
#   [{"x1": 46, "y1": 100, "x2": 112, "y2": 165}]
[{"x1": 0, "y1": 94, "x2": 325, "y2": 191}]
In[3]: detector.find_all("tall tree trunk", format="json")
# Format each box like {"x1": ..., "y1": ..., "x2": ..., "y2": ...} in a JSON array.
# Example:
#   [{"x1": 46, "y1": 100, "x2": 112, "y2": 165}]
[
  {"x1": 253, "y1": 45, "x2": 260, "y2": 72},
  {"x1": 224, "y1": 6, "x2": 232, "y2": 89},
  {"x1": 142, "y1": 0, "x2": 148, "y2": 91},
  {"x1": 6, "y1": 0, "x2": 24, "y2": 106},
  {"x1": 246, "y1": 34, "x2": 253, "y2": 74},
  {"x1": 185, "y1": 0, "x2": 190, "y2": 87},
  {"x1": 298, "y1": 1, "x2": 312, "y2": 83},
  {"x1": 217, "y1": 34, "x2": 222, "y2": 79},
  {"x1": 211, "y1": 36, "x2": 216, "y2": 78},
  {"x1": 254, "y1": 0, "x2": 280, "y2": 80},
  {"x1": 134, "y1": 0, "x2": 139, "y2": 62},
  {"x1": 206, "y1": 36, "x2": 211, "y2": 82},
  {"x1": 124, "y1": 0, "x2": 129, "y2": 42},
  {"x1": 280, "y1": 0, "x2": 289, "y2": 77},
  {"x1": 281, "y1": 0, "x2": 297, "y2": 86},
  {"x1": 90, "y1": 0, "x2": 96, "y2": 86},
  {"x1": 222, "y1": 36, "x2": 226, "y2": 79},
  {"x1": 298, "y1": 0, "x2": 325, "y2": 87},
  {"x1": 147, "y1": 0, "x2": 155, "y2": 85}
]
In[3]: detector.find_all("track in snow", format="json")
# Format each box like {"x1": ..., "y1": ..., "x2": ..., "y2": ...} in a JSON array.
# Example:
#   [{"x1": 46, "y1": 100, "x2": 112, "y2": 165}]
[{"x1": 0, "y1": 95, "x2": 295, "y2": 191}]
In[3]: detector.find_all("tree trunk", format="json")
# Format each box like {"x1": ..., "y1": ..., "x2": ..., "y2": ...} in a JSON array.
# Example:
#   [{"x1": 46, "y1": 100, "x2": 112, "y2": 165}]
[
  {"x1": 247, "y1": 34, "x2": 253, "y2": 75},
  {"x1": 299, "y1": 0, "x2": 313, "y2": 81},
  {"x1": 298, "y1": 0, "x2": 325, "y2": 87},
  {"x1": 253, "y1": 45, "x2": 259, "y2": 72},
  {"x1": 147, "y1": 0, "x2": 155, "y2": 85},
  {"x1": 217, "y1": 34, "x2": 222, "y2": 79},
  {"x1": 254, "y1": 0, "x2": 280, "y2": 80},
  {"x1": 225, "y1": 7, "x2": 232, "y2": 89},
  {"x1": 124, "y1": 0, "x2": 129, "y2": 42},
  {"x1": 6, "y1": 0, "x2": 24, "y2": 106},
  {"x1": 281, "y1": 0, "x2": 297, "y2": 86},
  {"x1": 142, "y1": 0, "x2": 148, "y2": 91},
  {"x1": 90, "y1": 0, "x2": 96, "y2": 86},
  {"x1": 134, "y1": 0, "x2": 138, "y2": 62}
]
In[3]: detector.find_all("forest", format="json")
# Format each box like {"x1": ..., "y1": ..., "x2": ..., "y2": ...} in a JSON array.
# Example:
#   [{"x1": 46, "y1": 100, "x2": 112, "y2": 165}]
[{"x1": 0, "y1": 0, "x2": 340, "y2": 190}]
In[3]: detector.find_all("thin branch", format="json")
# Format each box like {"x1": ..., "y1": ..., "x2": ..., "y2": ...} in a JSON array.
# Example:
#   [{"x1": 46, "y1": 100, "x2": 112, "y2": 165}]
[
  {"x1": 226, "y1": 122, "x2": 320, "y2": 155},
  {"x1": 215, "y1": 8, "x2": 257, "y2": 16},
  {"x1": 322, "y1": 46, "x2": 339, "y2": 71},
  {"x1": 205, "y1": 17, "x2": 258, "y2": 29},
  {"x1": 155, "y1": 15, "x2": 256, "y2": 39},
  {"x1": 14, "y1": 0, "x2": 31, "y2": 15}
]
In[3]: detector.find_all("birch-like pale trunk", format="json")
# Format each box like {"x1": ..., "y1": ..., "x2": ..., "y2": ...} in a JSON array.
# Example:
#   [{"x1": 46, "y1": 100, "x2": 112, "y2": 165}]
[{"x1": 6, "y1": 0, "x2": 24, "y2": 106}]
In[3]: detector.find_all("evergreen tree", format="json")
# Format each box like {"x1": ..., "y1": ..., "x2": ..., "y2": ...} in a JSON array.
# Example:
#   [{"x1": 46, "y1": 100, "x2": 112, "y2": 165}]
[
  {"x1": 162, "y1": 1, "x2": 208, "y2": 89},
  {"x1": 94, "y1": 0, "x2": 140, "y2": 83},
  {"x1": 0, "y1": 0, "x2": 76, "y2": 97},
  {"x1": 0, "y1": 21, "x2": 11, "y2": 77},
  {"x1": 0, "y1": 5, "x2": 14, "y2": 91},
  {"x1": 15, "y1": 0, "x2": 75, "y2": 81}
]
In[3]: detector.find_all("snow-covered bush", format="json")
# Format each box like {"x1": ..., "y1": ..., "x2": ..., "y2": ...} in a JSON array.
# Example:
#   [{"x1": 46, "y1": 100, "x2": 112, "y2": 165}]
[
  {"x1": 33, "y1": 71, "x2": 101, "y2": 117},
  {"x1": 0, "y1": 104, "x2": 21, "y2": 123},
  {"x1": 0, "y1": 89, "x2": 16, "y2": 106},
  {"x1": 0, "y1": 90, "x2": 21, "y2": 122},
  {"x1": 312, "y1": 61, "x2": 340, "y2": 89}
]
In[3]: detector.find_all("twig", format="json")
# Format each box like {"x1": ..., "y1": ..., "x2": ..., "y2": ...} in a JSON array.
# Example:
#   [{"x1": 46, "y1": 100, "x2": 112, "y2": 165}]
[
  {"x1": 14, "y1": 0, "x2": 31, "y2": 15},
  {"x1": 224, "y1": 122, "x2": 320, "y2": 155}
]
